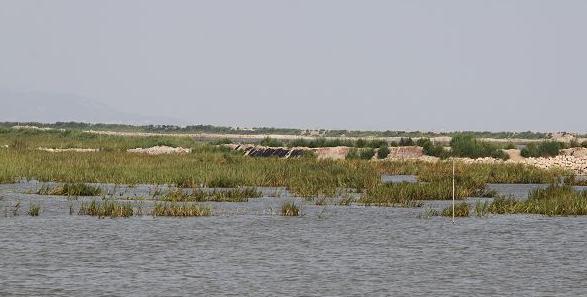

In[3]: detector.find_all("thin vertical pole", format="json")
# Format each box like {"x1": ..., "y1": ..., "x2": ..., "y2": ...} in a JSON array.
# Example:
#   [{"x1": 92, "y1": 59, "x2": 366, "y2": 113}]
[{"x1": 452, "y1": 159, "x2": 455, "y2": 224}]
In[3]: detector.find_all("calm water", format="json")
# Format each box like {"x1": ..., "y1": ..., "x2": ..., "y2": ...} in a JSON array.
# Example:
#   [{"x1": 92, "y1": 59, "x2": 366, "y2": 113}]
[{"x1": 1, "y1": 181, "x2": 587, "y2": 296}]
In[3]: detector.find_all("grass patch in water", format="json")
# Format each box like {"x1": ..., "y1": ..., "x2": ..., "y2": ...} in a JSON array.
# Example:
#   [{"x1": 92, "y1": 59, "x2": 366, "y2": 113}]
[
  {"x1": 27, "y1": 203, "x2": 41, "y2": 216},
  {"x1": 488, "y1": 184, "x2": 587, "y2": 216},
  {"x1": 281, "y1": 201, "x2": 300, "y2": 216},
  {"x1": 78, "y1": 200, "x2": 133, "y2": 218},
  {"x1": 359, "y1": 178, "x2": 489, "y2": 207},
  {"x1": 152, "y1": 202, "x2": 212, "y2": 217},
  {"x1": 161, "y1": 187, "x2": 262, "y2": 202},
  {"x1": 37, "y1": 183, "x2": 102, "y2": 196},
  {"x1": 441, "y1": 202, "x2": 470, "y2": 217}
]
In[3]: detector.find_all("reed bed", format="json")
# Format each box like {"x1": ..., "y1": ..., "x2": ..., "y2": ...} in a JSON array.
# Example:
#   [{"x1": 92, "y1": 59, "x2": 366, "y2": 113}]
[
  {"x1": 0, "y1": 148, "x2": 378, "y2": 197},
  {"x1": 375, "y1": 160, "x2": 571, "y2": 184},
  {"x1": 281, "y1": 201, "x2": 300, "y2": 216},
  {"x1": 152, "y1": 202, "x2": 212, "y2": 217},
  {"x1": 488, "y1": 185, "x2": 587, "y2": 216},
  {"x1": 161, "y1": 188, "x2": 262, "y2": 202},
  {"x1": 78, "y1": 200, "x2": 134, "y2": 218},
  {"x1": 36, "y1": 183, "x2": 102, "y2": 196},
  {"x1": 359, "y1": 178, "x2": 489, "y2": 207}
]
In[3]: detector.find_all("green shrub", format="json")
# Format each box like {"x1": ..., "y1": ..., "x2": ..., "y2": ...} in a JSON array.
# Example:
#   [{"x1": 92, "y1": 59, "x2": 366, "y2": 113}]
[
  {"x1": 347, "y1": 147, "x2": 382, "y2": 160},
  {"x1": 450, "y1": 135, "x2": 507, "y2": 159},
  {"x1": 360, "y1": 148, "x2": 375, "y2": 160},
  {"x1": 399, "y1": 137, "x2": 414, "y2": 146},
  {"x1": 521, "y1": 141, "x2": 562, "y2": 158},
  {"x1": 377, "y1": 145, "x2": 390, "y2": 159},
  {"x1": 416, "y1": 138, "x2": 447, "y2": 158}
]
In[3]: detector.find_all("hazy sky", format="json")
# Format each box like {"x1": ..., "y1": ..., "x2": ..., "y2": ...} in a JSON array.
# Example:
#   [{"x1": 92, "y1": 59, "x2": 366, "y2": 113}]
[{"x1": 1, "y1": 1, "x2": 586, "y2": 132}]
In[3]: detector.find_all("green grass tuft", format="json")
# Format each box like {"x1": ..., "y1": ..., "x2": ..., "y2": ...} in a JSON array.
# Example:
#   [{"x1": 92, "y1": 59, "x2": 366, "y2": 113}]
[
  {"x1": 281, "y1": 201, "x2": 300, "y2": 216},
  {"x1": 152, "y1": 202, "x2": 212, "y2": 217}
]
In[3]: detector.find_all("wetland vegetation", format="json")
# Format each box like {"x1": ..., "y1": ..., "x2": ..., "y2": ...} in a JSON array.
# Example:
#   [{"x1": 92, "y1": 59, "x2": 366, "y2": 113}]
[
  {"x1": 161, "y1": 188, "x2": 262, "y2": 202},
  {"x1": 36, "y1": 183, "x2": 102, "y2": 196},
  {"x1": 487, "y1": 184, "x2": 587, "y2": 216},
  {"x1": 1, "y1": 127, "x2": 586, "y2": 217},
  {"x1": 152, "y1": 202, "x2": 212, "y2": 217}
]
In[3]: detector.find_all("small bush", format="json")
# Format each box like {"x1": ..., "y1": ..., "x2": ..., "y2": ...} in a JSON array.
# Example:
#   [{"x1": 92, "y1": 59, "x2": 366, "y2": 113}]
[
  {"x1": 360, "y1": 148, "x2": 375, "y2": 160},
  {"x1": 377, "y1": 145, "x2": 390, "y2": 159},
  {"x1": 450, "y1": 135, "x2": 507, "y2": 159},
  {"x1": 416, "y1": 138, "x2": 447, "y2": 158},
  {"x1": 399, "y1": 137, "x2": 414, "y2": 146},
  {"x1": 521, "y1": 141, "x2": 562, "y2": 158}
]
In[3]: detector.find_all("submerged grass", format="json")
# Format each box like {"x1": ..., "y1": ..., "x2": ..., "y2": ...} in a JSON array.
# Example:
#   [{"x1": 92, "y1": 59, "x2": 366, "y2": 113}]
[
  {"x1": 152, "y1": 202, "x2": 212, "y2": 217},
  {"x1": 78, "y1": 200, "x2": 133, "y2": 218},
  {"x1": 161, "y1": 188, "x2": 262, "y2": 202},
  {"x1": 36, "y1": 183, "x2": 102, "y2": 196},
  {"x1": 488, "y1": 184, "x2": 587, "y2": 216}
]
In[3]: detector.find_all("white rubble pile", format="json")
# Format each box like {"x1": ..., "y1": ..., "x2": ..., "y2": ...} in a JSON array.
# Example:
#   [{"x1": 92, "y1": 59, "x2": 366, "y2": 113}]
[
  {"x1": 127, "y1": 146, "x2": 192, "y2": 155},
  {"x1": 38, "y1": 147, "x2": 99, "y2": 153}
]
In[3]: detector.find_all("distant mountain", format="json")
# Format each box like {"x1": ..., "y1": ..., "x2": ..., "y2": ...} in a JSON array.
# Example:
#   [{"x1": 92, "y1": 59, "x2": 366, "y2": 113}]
[{"x1": 0, "y1": 90, "x2": 182, "y2": 125}]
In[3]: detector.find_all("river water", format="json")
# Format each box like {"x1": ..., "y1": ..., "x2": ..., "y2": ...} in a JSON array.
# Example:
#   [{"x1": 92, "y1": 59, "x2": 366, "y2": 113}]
[{"x1": 1, "y1": 181, "x2": 586, "y2": 296}]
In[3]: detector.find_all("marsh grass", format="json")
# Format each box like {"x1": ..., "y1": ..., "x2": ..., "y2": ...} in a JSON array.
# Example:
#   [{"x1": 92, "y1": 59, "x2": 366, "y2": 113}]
[
  {"x1": 475, "y1": 200, "x2": 490, "y2": 217},
  {"x1": 37, "y1": 183, "x2": 102, "y2": 196},
  {"x1": 78, "y1": 200, "x2": 133, "y2": 218},
  {"x1": 488, "y1": 185, "x2": 587, "y2": 216},
  {"x1": 0, "y1": 146, "x2": 378, "y2": 197},
  {"x1": 162, "y1": 187, "x2": 262, "y2": 202},
  {"x1": 152, "y1": 202, "x2": 211, "y2": 217},
  {"x1": 418, "y1": 208, "x2": 440, "y2": 219},
  {"x1": 376, "y1": 160, "x2": 570, "y2": 185},
  {"x1": 441, "y1": 202, "x2": 470, "y2": 217},
  {"x1": 338, "y1": 196, "x2": 355, "y2": 206},
  {"x1": 359, "y1": 183, "x2": 427, "y2": 207},
  {"x1": 27, "y1": 203, "x2": 40, "y2": 216},
  {"x1": 359, "y1": 179, "x2": 487, "y2": 207},
  {"x1": 281, "y1": 201, "x2": 300, "y2": 216}
]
